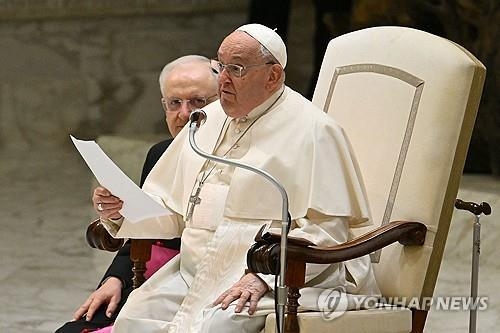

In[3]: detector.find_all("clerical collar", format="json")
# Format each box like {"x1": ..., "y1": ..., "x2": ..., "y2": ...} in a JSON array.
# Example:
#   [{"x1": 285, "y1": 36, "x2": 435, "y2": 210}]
[{"x1": 233, "y1": 86, "x2": 285, "y2": 122}]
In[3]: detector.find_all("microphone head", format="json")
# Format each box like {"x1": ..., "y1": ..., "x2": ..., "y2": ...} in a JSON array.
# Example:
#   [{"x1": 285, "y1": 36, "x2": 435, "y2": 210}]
[{"x1": 189, "y1": 109, "x2": 207, "y2": 128}]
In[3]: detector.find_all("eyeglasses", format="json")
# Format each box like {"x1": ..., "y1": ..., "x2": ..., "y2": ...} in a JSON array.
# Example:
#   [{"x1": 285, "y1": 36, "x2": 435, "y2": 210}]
[
  {"x1": 210, "y1": 59, "x2": 274, "y2": 78},
  {"x1": 162, "y1": 95, "x2": 217, "y2": 112}
]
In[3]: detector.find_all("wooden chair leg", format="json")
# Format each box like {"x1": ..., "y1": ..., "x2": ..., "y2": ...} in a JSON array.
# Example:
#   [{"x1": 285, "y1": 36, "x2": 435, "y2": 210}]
[
  {"x1": 285, "y1": 260, "x2": 306, "y2": 333},
  {"x1": 411, "y1": 309, "x2": 428, "y2": 333},
  {"x1": 285, "y1": 286, "x2": 301, "y2": 333},
  {"x1": 130, "y1": 239, "x2": 153, "y2": 289}
]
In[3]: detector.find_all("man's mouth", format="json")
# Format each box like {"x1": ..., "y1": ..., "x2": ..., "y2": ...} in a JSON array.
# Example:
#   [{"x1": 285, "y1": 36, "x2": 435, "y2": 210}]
[{"x1": 221, "y1": 89, "x2": 234, "y2": 96}]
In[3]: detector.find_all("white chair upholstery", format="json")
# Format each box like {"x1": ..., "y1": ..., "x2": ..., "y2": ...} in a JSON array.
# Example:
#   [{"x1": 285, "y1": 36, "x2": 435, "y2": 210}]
[
  {"x1": 264, "y1": 309, "x2": 412, "y2": 333},
  {"x1": 265, "y1": 26, "x2": 485, "y2": 332}
]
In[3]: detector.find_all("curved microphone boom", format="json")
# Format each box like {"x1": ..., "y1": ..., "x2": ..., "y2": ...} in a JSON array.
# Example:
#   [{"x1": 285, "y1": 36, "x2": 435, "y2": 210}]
[{"x1": 188, "y1": 111, "x2": 290, "y2": 333}]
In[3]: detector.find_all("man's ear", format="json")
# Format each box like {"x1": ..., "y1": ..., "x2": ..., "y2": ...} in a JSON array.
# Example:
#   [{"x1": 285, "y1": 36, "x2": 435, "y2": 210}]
[{"x1": 266, "y1": 64, "x2": 284, "y2": 91}]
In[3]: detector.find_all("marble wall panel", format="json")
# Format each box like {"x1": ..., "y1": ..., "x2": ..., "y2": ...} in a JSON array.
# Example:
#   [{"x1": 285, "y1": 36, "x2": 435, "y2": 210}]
[
  {"x1": 6, "y1": 79, "x2": 86, "y2": 148},
  {"x1": 0, "y1": 1, "x2": 315, "y2": 150},
  {"x1": 0, "y1": 5, "x2": 250, "y2": 149}
]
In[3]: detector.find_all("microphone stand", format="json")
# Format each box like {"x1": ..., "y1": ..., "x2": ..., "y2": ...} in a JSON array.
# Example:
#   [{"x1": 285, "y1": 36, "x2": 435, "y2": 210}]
[{"x1": 188, "y1": 111, "x2": 290, "y2": 333}]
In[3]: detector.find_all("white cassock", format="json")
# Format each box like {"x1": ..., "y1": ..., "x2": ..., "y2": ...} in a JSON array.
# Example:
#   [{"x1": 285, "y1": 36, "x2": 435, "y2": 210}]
[{"x1": 106, "y1": 87, "x2": 380, "y2": 333}]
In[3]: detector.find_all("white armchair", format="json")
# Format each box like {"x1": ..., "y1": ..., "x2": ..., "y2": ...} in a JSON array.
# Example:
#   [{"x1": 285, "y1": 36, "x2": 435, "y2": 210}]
[{"x1": 248, "y1": 26, "x2": 486, "y2": 333}]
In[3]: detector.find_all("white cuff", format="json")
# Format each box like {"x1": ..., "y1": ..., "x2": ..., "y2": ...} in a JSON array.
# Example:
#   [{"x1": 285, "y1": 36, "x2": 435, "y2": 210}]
[{"x1": 99, "y1": 216, "x2": 124, "y2": 237}]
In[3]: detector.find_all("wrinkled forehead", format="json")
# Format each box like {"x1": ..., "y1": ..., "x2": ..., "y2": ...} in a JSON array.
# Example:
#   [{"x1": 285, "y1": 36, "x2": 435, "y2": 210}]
[
  {"x1": 170, "y1": 62, "x2": 212, "y2": 79},
  {"x1": 217, "y1": 31, "x2": 262, "y2": 63},
  {"x1": 163, "y1": 63, "x2": 216, "y2": 97}
]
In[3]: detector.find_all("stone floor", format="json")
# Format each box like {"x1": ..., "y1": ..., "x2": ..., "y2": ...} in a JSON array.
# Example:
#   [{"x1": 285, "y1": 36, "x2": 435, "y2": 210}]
[{"x1": 0, "y1": 144, "x2": 498, "y2": 332}]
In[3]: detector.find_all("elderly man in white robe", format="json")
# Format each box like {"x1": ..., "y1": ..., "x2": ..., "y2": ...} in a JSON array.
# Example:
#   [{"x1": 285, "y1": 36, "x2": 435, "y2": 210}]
[{"x1": 93, "y1": 23, "x2": 380, "y2": 332}]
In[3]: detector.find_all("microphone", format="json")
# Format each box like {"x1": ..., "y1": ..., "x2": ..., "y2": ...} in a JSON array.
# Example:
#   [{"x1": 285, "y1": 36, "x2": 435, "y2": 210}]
[
  {"x1": 189, "y1": 109, "x2": 207, "y2": 128},
  {"x1": 188, "y1": 114, "x2": 290, "y2": 333}
]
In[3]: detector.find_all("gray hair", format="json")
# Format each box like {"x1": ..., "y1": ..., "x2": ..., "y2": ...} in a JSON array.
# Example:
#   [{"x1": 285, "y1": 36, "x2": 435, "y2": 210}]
[
  {"x1": 259, "y1": 45, "x2": 279, "y2": 64},
  {"x1": 259, "y1": 45, "x2": 285, "y2": 85},
  {"x1": 158, "y1": 55, "x2": 217, "y2": 94}
]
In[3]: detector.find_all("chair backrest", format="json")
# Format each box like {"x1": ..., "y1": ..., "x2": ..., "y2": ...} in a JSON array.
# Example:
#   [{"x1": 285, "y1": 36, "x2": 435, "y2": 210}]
[{"x1": 312, "y1": 26, "x2": 485, "y2": 306}]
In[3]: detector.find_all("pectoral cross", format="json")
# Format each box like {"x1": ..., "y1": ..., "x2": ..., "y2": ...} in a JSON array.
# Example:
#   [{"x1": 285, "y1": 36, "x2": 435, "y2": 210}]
[{"x1": 186, "y1": 184, "x2": 202, "y2": 222}]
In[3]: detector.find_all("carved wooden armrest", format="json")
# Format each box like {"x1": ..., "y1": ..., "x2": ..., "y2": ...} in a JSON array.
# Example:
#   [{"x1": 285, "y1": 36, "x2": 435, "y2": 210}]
[
  {"x1": 247, "y1": 220, "x2": 427, "y2": 275},
  {"x1": 247, "y1": 221, "x2": 427, "y2": 333},
  {"x1": 86, "y1": 218, "x2": 125, "y2": 252}
]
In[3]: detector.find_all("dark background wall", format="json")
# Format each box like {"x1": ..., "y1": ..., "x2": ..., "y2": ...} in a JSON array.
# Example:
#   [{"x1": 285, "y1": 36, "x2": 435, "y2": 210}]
[
  {"x1": 0, "y1": 0, "x2": 496, "y2": 175},
  {"x1": 0, "y1": 0, "x2": 316, "y2": 150}
]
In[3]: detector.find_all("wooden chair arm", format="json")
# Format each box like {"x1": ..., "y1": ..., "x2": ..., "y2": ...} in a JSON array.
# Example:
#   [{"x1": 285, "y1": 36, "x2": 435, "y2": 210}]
[
  {"x1": 86, "y1": 219, "x2": 153, "y2": 288},
  {"x1": 247, "y1": 221, "x2": 427, "y2": 333},
  {"x1": 86, "y1": 218, "x2": 125, "y2": 252},
  {"x1": 247, "y1": 221, "x2": 427, "y2": 274}
]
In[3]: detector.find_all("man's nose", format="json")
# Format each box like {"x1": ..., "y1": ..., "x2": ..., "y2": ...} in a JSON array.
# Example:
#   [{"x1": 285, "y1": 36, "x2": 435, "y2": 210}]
[
  {"x1": 218, "y1": 68, "x2": 232, "y2": 83},
  {"x1": 178, "y1": 102, "x2": 192, "y2": 120}
]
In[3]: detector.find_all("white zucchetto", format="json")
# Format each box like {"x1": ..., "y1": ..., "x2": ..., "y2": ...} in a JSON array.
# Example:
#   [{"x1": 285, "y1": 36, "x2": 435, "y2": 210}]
[{"x1": 236, "y1": 23, "x2": 287, "y2": 68}]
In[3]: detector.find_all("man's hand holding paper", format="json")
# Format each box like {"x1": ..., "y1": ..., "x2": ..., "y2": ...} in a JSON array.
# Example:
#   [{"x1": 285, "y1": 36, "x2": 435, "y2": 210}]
[
  {"x1": 71, "y1": 135, "x2": 172, "y2": 223},
  {"x1": 92, "y1": 186, "x2": 123, "y2": 220}
]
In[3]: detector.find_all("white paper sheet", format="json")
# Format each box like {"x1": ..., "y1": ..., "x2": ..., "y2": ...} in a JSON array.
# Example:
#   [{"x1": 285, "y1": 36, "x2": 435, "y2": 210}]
[{"x1": 71, "y1": 135, "x2": 172, "y2": 223}]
